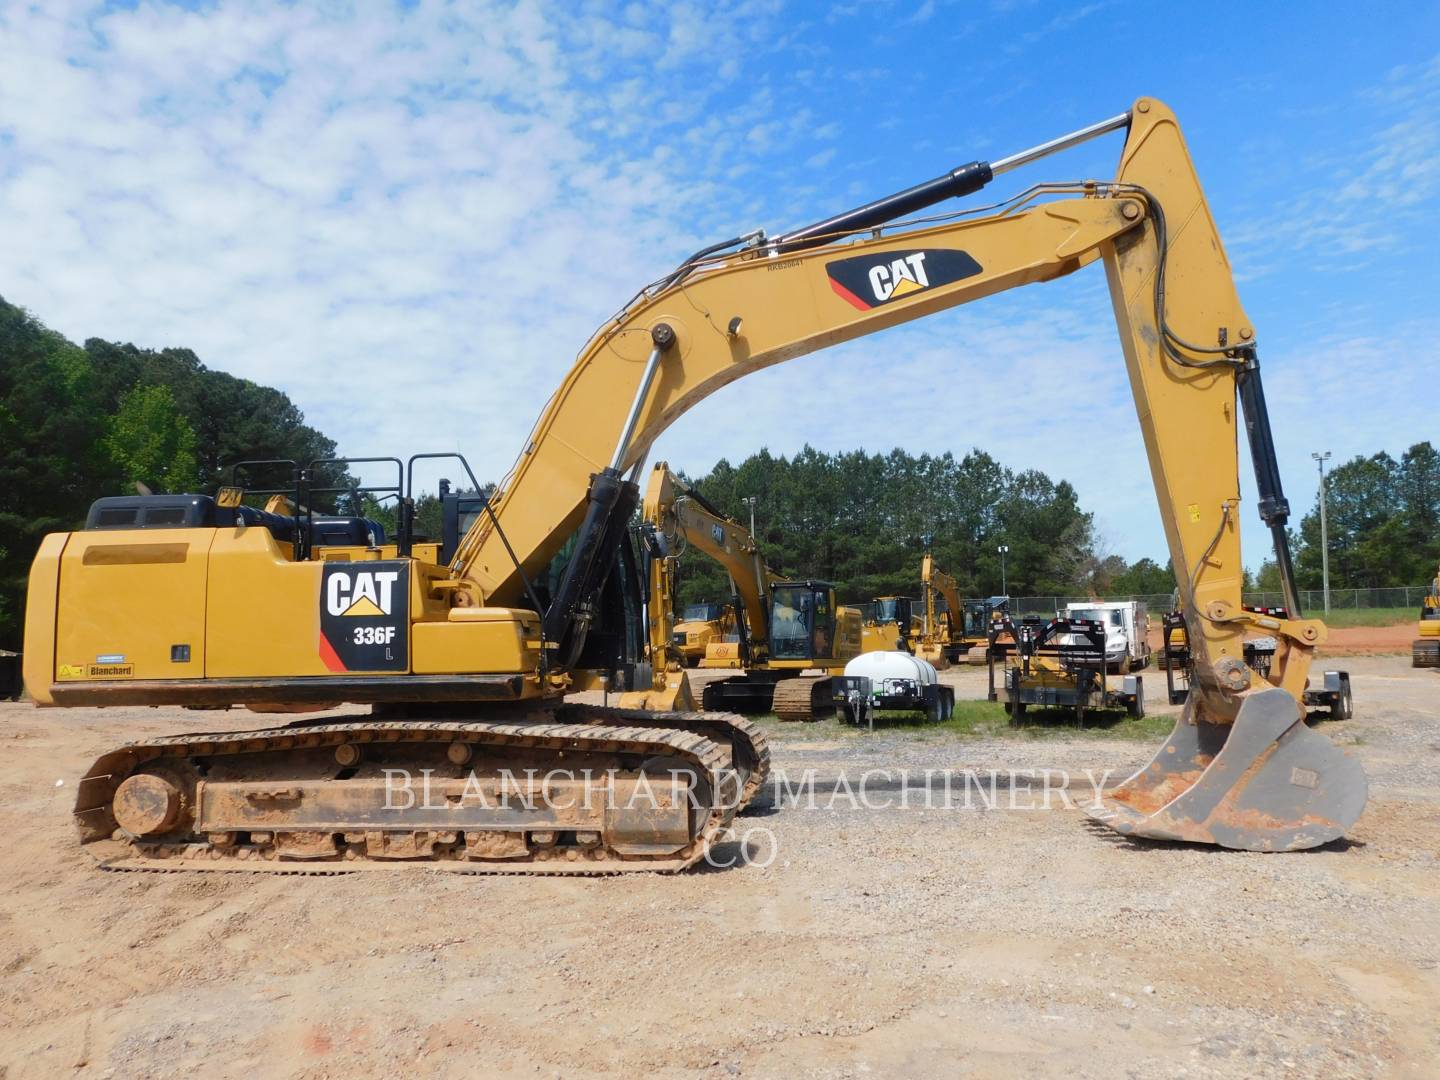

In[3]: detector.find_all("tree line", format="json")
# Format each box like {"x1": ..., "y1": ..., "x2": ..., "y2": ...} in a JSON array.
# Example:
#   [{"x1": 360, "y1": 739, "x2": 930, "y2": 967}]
[
  {"x1": 669, "y1": 441, "x2": 1440, "y2": 613},
  {"x1": 0, "y1": 297, "x2": 343, "y2": 649},
  {"x1": 671, "y1": 446, "x2": 1118, "y2": 609},
  {"x1": 1290, "y1": 443, "x2": 1440, "y2": 590}
]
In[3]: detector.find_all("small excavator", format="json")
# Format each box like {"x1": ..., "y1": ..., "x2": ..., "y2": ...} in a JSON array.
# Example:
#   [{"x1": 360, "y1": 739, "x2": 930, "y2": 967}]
[
  {"x1": 1414, "y1": 563, "x2": 1440, "y2": 668},
  {"x1": 618, "y1": 463, "x2": 861, "y2": 720},
  {"x1": 23, "y1": 97, "x2": 1367, "y2": 867}
]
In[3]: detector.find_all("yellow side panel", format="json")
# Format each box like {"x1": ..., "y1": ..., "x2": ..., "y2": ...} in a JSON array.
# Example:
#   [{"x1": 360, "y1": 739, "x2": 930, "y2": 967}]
[
  {"x1": 206, "y1": 528, "x2": 328, "y2": 677},
  {"x1": 412, "y1": 609, "x2": 539, "y2": 675},
  {"x1": 22, "y1": 533, "x2": 68, "y2": 704},
  {"x1": 410, "y1": 542, "x2": 442, "y2": 566},
  {"x1": 55, "y1": 529, "x2": 213, "y2": 681}
]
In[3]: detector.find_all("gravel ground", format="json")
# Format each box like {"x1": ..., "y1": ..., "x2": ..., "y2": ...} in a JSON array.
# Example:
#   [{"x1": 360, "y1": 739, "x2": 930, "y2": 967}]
[{"x1": 0, "y1": 655, "x2": 1435, "y2": 1078}]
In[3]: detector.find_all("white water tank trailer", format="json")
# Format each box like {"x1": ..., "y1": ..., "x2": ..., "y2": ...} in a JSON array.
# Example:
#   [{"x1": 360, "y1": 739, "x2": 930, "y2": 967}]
[{"x1": 833, "y1": 651, "x2": 955, "y2": 724}]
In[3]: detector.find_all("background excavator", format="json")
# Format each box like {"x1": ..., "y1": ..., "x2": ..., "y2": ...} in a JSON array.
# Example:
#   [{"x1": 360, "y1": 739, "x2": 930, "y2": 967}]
[
  {"x1": 914, "y1": 552, "x2": 990, "y2": 668},
  {"x1": 1414, "y1": 562, "x2": 1440, "y2": 668},
  {"x1": 618, "y1": 462, "x2": 862, "y2": 721},
  {"x1": 23, "y1": 96, "x2": 1367, "y2": 867}
]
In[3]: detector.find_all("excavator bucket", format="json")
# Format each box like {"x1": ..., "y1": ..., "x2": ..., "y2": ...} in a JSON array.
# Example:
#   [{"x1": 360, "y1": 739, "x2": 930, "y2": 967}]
[{"x1": 1085, "y1": 688, "x2": 1367, "y2": 851}]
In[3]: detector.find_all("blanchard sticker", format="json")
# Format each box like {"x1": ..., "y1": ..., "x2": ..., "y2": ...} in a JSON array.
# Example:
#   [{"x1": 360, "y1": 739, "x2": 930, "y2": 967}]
[
  {"x1": 87, "y1": 663, "x2": 134, "y2": 678},
  {"x1": 826, "y1": 248, "x2": 982, "y2": 311},
  {"x1": 319, "y1": 562, "x2": 409, "y2": 673}
]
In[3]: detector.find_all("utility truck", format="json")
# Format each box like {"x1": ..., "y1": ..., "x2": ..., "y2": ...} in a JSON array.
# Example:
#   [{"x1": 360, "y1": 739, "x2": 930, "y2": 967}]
[{"x1": 1063, "y1": 600, "x2": 1151, "y2": 672}]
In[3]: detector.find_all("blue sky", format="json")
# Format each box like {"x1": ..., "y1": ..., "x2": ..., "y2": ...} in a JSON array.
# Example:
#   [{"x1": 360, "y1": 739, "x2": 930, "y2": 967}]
[{"x1": 2, "y1": 2, "x2": 1437, "y2": 571}]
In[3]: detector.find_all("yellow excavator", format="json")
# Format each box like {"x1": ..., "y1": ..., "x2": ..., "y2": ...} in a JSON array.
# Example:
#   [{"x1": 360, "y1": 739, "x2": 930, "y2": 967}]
[
  {"x1": 1415, "y1": 562, "x2": 1440, "y2": 668},
  {"x1": 618, "y1": 463, "x2": 861, "y2": 720},
  {"x1": 914, "y1": 552, "x2": 989, "y2": 668},
  {"x1": 23, "y1": 97, "x2": 1367, "y2": 867}
]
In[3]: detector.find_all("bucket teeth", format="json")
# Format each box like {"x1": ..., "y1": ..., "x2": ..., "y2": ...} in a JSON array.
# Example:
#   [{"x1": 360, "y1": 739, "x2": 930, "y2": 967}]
[{"x1": 1084, "y1": 688, "x2": 1367, "y2": 851}]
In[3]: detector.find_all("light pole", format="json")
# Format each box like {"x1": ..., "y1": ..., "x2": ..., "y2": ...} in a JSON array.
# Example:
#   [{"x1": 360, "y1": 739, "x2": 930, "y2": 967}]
[
  {"x1": 741, "y1": 496, "x2": 757, "y2": 537},
  {"x1": 1312, "y1": 452, "x2": 1332, "y2": 616},
  {"x1": 998, "y1": 544, "x2": 1009, "y2": 596}
]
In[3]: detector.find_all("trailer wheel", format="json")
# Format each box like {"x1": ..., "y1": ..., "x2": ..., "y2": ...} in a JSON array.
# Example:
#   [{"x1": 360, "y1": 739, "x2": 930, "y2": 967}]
[
  {"x1": 1331, "y1": 676, "x2": 1353, "y2": 721},
  {"x1": 1127, "y1": 677, "x2": 1145, "y2": 719}
]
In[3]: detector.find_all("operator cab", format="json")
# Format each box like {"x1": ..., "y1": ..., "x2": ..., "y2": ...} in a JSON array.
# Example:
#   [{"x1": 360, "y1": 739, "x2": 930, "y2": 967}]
[
  {"x1": 439, "y1": 484, "x2": 489, "y2": 564},
  {"x1": 681, "y1": 602, "x2": 724, "y2": 624},
  {"x1": 961, "y1": 598, "x2": 993, "y2": 639},
  {"x1": 769, "y1": 580, "x2": 838, "y2": 662},
  {"x1": 873, "y1": 596, "x2": 914, "y2": 630}
]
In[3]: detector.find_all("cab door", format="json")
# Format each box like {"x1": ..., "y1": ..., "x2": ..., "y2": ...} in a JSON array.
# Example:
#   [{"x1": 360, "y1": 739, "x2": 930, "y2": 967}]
[{"x1": 812, "y1": 587, "x2": 836, "y2": 661}]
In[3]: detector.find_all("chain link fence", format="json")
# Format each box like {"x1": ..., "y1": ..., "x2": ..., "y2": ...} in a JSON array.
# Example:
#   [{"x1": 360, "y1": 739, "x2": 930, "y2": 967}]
[{"x1": 1010, "y1": 586, "x2": 1432, "y2": 617}]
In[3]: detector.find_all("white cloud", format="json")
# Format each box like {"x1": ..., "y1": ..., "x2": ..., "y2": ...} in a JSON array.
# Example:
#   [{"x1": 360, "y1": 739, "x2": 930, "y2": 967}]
[
  {"x1": 1225, "y1": 51, "x2": 1440, "y2": 275},
  {"x1": 0, "y1": 1, "x2": 785, "y2": 490},
  {"x1": 0, "y1": 4, "x2": 1431, "y2": 584}
]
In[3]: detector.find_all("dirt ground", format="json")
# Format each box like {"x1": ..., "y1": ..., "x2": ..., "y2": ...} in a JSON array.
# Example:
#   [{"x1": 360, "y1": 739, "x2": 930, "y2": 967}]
[
  {"x1": 1, "y1": 655, "x2": 1437, "y2": 1079},
  {"x1": 1317, "y1": 623, "x2": 1417, "y2": 655},
  {"x1": 1142, "y1": 620, "x2": 1415, "y2": 657}
]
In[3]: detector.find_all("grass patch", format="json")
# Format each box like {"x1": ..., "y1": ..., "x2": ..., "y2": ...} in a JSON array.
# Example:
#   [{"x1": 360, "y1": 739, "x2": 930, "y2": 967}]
[
  {"x1": 758, "y1": 699, "x2": 1171, "y2": 741},
  {"x1": 1319, "y1": 607, "x2": 1415, "y2": 628}
]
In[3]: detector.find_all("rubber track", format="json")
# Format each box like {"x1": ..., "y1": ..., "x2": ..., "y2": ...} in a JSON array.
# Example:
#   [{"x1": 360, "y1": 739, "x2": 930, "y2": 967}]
[
  {"x1": 77, "y1": 705, "x2": 744, "y2": 876},
  {"x1": 772, "y1": 675, "x2": 830, "y2": 722}
]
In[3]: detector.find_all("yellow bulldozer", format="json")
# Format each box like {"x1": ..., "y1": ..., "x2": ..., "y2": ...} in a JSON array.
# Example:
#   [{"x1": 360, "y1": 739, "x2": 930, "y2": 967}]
[
  {"x1": 21, "y1": 97, "x2": 1368, "y2": 868},
  {"x1": 1414, "y1": 563, "x2": 1440, "y2": 668}
]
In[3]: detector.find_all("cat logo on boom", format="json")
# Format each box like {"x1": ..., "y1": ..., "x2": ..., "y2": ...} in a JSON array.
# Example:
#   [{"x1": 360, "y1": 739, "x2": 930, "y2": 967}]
[{"x1": 825, "y1": 248, "x2": 983, "y2": 311}]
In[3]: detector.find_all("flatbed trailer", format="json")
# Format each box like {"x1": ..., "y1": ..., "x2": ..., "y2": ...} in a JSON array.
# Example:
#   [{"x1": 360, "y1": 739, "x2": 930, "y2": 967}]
[{"x1": 987, "y1": 616, "x2": 1142, "y2": 724}]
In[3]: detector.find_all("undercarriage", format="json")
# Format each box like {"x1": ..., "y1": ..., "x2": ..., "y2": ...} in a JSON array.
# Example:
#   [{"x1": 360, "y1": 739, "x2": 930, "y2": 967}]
[{"x1": 76, "y1": 705, "x2": 768, "y2": 875}]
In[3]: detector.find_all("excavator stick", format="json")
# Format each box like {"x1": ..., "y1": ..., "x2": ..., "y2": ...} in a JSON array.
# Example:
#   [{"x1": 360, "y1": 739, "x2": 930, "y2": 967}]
[{"x1": 1085, "y1": 689, "x2": 1367, "y2": 851}]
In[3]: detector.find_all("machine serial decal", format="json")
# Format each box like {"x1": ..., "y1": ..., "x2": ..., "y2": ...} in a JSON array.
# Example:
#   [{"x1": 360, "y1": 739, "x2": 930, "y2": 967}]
[
  {"x1": 319, "y1": 562, "x2": 410, "y2": 672},
  {"x1": 825, "y1": 248, "x2": 982, "y2": 310}
]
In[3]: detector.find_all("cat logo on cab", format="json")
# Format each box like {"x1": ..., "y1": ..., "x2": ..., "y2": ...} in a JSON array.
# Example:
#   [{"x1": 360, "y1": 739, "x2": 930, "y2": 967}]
[{"x1": 319, "y1": 562, "x2": 410, "y2": 673}]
